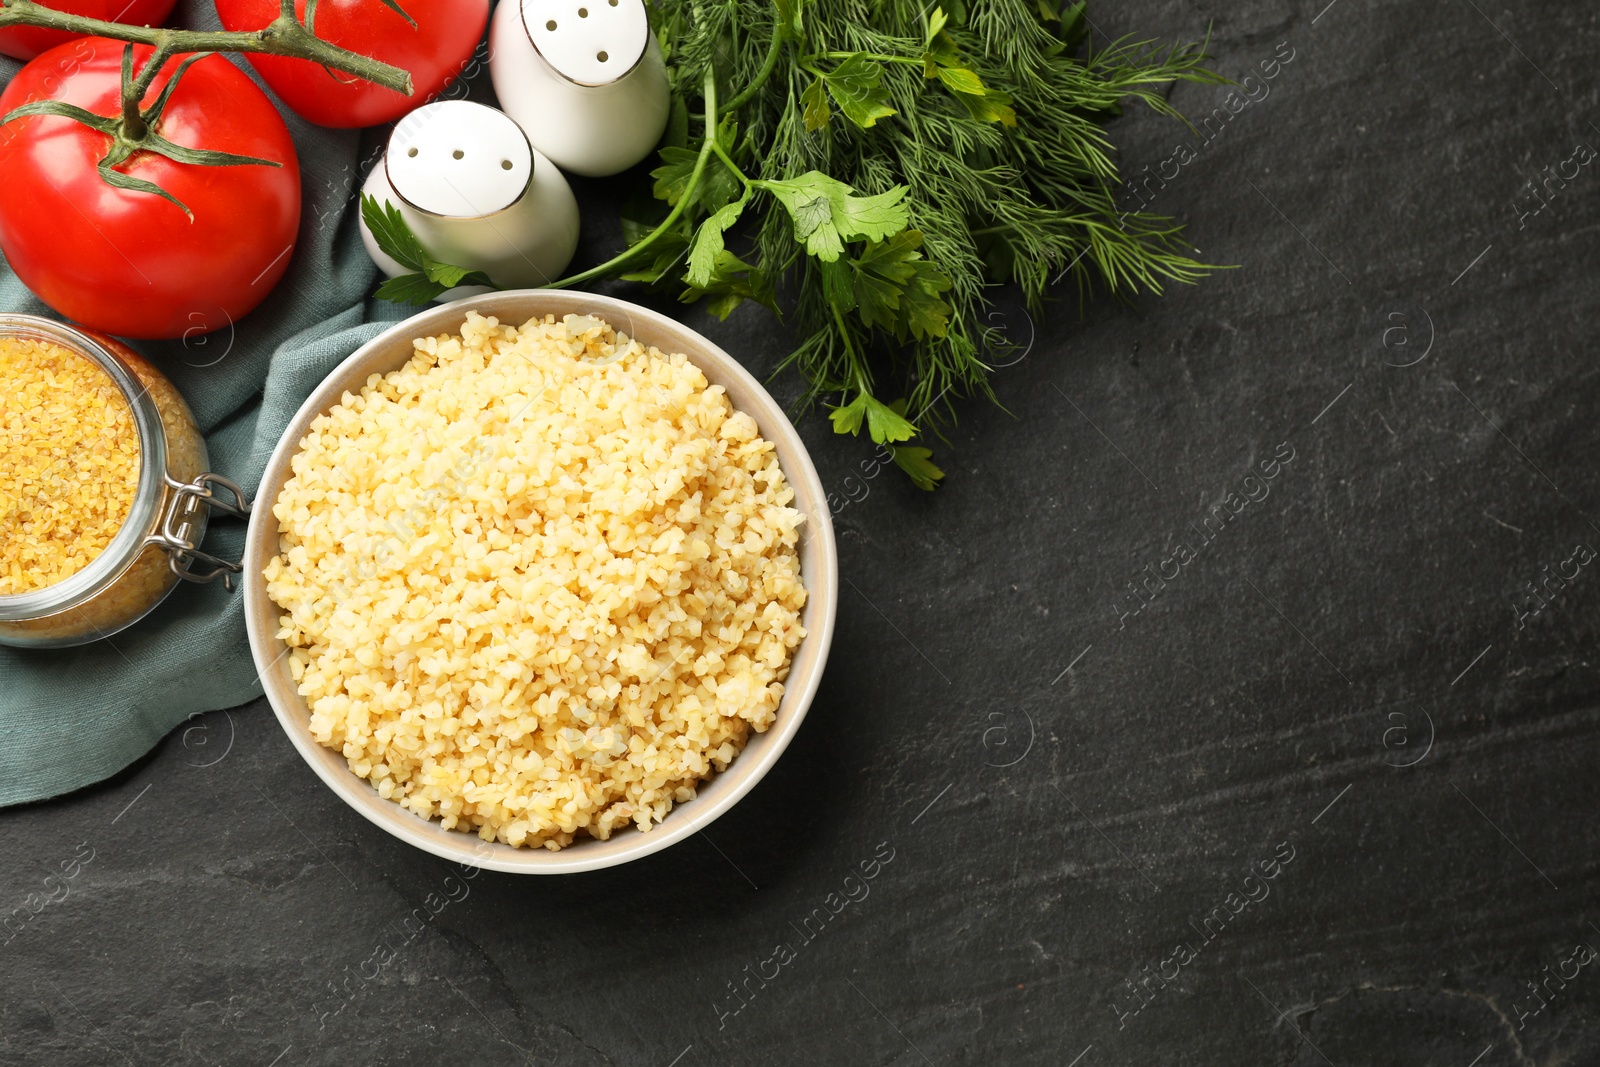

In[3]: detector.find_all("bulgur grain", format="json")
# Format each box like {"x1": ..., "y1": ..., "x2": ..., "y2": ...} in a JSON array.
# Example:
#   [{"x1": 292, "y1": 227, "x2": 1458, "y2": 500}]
[
  {"x1": 0, "y1": 336, "x2": 140, "y2": 595},
  {"x1": 264, "y1": 312, "x2": 808, "y2": 850}
]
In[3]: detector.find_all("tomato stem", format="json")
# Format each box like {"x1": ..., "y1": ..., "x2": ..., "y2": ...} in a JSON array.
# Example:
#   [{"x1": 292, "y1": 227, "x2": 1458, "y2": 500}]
[
  {"x1": 121, "y1": 41, "x2": 171, "y2": 140},
  {"x1": 0, "y1": 0, "x2": 415, "y2": 96}
]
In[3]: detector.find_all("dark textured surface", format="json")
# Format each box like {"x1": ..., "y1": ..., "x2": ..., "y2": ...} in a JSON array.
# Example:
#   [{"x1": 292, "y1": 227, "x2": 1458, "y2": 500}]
[{"x1": 5, "y1": 1, "x2": 1600, "y2": 1064}]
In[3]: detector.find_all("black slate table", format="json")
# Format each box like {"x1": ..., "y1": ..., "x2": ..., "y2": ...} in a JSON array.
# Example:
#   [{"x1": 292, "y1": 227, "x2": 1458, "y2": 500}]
[{"x1": 5, "y1": 0, "x2": 1600, "y2": 1063}]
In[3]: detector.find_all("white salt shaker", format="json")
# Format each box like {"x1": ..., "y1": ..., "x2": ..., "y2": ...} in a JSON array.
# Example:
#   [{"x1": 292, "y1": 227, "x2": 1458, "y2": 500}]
[
  {"x1": 359, "y1": 100, "x2": 580, "y2": 296},
  {"x1": 488, "y1": 0, "x2": 670, "y2": 177}
]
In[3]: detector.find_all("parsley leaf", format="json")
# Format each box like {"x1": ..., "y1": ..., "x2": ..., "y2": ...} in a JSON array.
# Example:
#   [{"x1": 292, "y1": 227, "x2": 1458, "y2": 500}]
[
  {"x1": 900, "y1": 258, "x2": 954, "y2": 340},
  {"x1": 1058, "y1": 1, "x2": 1089, "y2": 46},
  {"x1": 361, "y1": 194, "x2": 425, "y2": 272},
  {"x1": 823, "y1": 55, "x2": 897, "y2": 129},
  {"x1": 801, "y1": 76, "x2": 831, "y2": 131},
  {"x1": 422, "y1": 260, "x2": 493, "y2": 290},
  {"x1": 832, "y1": 395, "x2": 870, "y2": 435},
  {"x1": 851, "y1": 231, "x2": 953, "y2": 340},
  {"x1": 914, "y1": 7, "x2": 1015, "y2": 123},
  {"x1": 619, "y1": 176, "x2": 693, "y2": 284},
  {"x1": 852, "y1": 230, "x2": 924, "y2": 333},
  {"x1": 681, "y1": 250, "x2": 776, "y2": 320},
  {"x1": 650, "y1": 146, "x2": 700, "y2": 206},
  {"x1": 828, "y1": 392, "x2": 917, "y2": 444},
  {"x1": 790, "y1": 195, "x2": 835, "y2": 245},
  {"x1": 830, "y1": 393, "x2": 941, "y2": 486},
  {"x1": 889, "y1": 444, "x2": 945, "y2": 490},
  {"x1": 958, "y1": 88, "x2": 1018, "y2": 126},
  {"x1": 865, "y1": 395, "x2": 918, "y2": 443},
  {"x1": 686, "y1": 196, "x2": 747, "y2": 287},
  {"x1": 757, "y1": 172, "x2": 910, "y2": 261},
  {"x1": 374, "y1": 272, "x2": 450, "y2": 306},
  {"x1": 827, "y1": 393, "x2": 868, "y2": 436},
  {"x1": 653, "y1": 141, "x2": 740, "y2": 213},
  {"x1": 362, "y1": 194, "x2": 494, "y2": 304},
  {"x1": 934, "y1": 64, "x2": 986, "y2": 95},
  {"x1": 821, "y1": 256, "x2": 858, "y2": 315}
]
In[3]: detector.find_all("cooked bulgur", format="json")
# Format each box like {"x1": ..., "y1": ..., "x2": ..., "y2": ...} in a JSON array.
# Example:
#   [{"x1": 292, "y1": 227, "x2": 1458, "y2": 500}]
[
  {"x1": 264, "y1": 312, "x2": 808, "y2": 850},
  {"x1": 0, "y1": 336, "x2": 140, "y2": 596}
]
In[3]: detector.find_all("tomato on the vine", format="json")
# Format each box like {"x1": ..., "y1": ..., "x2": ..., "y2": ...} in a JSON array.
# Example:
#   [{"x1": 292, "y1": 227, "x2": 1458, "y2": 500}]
[
  {"x1": 0, "y1": 0, "x2": 176, "y2": 62},
  {"x1": 215, "y1": 0, "x2": 488, "y2": 128},
  {"x1": 0, "y1": 38, "x2": 301, "y2": 339}
]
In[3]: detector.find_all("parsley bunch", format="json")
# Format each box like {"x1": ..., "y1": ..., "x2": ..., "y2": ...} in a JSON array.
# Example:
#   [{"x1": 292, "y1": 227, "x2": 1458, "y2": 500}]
[{"x1": 371, "y1": 0, "x2": 1224, "y2": 488}]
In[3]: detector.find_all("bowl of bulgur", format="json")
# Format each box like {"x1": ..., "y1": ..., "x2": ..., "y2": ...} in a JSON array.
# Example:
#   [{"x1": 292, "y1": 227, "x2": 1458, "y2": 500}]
[{"x1": 243, "y1": 291, "x2": 837, "y2": 874}]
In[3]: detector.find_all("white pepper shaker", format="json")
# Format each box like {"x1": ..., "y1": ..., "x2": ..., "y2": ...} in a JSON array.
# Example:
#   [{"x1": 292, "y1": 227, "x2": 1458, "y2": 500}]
[
  {"x1": 488, "y1": 0, "x2": 670, "y2": 177},
  {"x1": 358, "y1": 100, "x2": 580, "y2": 296}
]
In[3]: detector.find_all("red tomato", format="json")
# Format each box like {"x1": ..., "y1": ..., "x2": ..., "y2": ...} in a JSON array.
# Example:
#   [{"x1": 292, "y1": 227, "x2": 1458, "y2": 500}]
[
  {"x1": 0, "y1": 0, "x2": 176, "y2": 62},
  {"x1": 0, "y1": 38, "x2": 301, "y2": 339},
  {"x1": 215, "y1": 0, "x2": 488, "y2": 128}
]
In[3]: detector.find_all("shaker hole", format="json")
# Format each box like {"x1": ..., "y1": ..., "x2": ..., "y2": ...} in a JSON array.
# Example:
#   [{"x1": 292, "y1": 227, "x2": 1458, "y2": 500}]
[
  {"x1": 501, "y1": 159, "x2": 513, "y2": 170},
  {"x1": 452, "y1": 149, "x2": 464, "y2": 160},
  {"x1": 545, "y1": 18, "x2": 556, "y2": 29},
  {"x1": 597, "y1": 50, "x2": 608, "y2": 62},
  {"x1": 406, "y1": 147, "x2": 418, "y2": 157}
]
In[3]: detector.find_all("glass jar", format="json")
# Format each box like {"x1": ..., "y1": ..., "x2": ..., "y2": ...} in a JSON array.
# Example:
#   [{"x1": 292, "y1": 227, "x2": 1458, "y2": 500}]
[{"x1": 0, "y1": 315, "x2": 250, "y2": 649}]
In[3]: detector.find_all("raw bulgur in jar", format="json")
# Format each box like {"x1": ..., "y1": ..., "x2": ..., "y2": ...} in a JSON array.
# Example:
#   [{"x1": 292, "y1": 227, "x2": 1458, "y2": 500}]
[{"x1": 0, "y1": 315, "x2": 250, "y2": 648}]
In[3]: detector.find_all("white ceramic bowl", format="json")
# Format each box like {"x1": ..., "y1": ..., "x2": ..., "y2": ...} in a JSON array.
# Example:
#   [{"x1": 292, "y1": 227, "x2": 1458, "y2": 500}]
[{"x1": 243, "y1": 291, "x2": 838, "y2": 874}]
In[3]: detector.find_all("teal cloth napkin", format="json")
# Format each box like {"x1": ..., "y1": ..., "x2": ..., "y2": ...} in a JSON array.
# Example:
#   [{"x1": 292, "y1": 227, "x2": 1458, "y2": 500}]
[{"x1": 0, "y1": 2, "x2": 423, "y2": 804}]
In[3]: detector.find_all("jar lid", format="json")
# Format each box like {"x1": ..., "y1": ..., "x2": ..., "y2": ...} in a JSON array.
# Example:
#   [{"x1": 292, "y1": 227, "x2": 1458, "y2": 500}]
[{"x1": 519, "y1": 0, "x2": 650, "y2": 87}]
